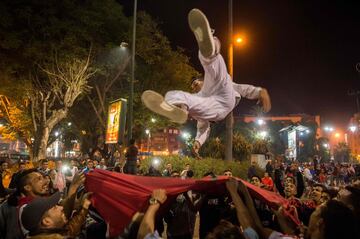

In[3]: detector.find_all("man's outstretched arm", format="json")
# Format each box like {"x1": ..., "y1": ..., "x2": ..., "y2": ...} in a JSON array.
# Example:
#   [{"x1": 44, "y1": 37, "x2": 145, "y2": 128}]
[
  {"x1": 233, "y1": 83, "x2": 271, "y2": 112},
  {"x1": 193, "y1": 120, "x2": 211, "y2": 158}
]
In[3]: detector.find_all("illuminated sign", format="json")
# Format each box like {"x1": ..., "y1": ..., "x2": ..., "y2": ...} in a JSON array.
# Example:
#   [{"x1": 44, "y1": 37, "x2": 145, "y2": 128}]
[{"x1": 105, "y1": 99, "x2": 127, "y2": 144}]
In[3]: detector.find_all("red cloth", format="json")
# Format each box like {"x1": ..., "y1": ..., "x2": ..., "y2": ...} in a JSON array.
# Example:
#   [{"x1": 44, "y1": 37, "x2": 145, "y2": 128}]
[{"x1": 85, "y1": 169, "x2": 287, "y2": 237}]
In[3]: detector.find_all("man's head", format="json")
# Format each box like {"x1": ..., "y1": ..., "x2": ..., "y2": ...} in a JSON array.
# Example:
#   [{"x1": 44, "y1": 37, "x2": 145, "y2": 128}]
[
  {"x1": 166, "y1": 163, "x2": 172, "y2": 170},
  {"x1": 18, "y1": 169, "x2": 49, "y2": 197},
  {"x1": 18, "y1": 161, "x2": 26, "y2": 171},
  {"x1": 185, "y1": 164, "x2": 190, "y2": 171},
  {"x1": 190, "y1": 76, "x2": 204, "y2": 93},
  {"x1": 284, "y1": 182, "x2": 297, "y2": 198},
  {"x1": 250, "y1": 176, "x2": 262, "y2": 187},
  {"x1": 129, "y1": 138, "x2": 136, "y2": 145},
  {"x1": 310, "y1": 184, "x2": 326, "y2": 205},
  {"x1": 55, "y1": 160, "x2": 62, "y2": 170},
  {"x1": 206, "y1": 220, "x2": 244, "y2": 239},
  {"x1": 306, "y1": 200, "x2": 357, "y2": 239},
  {"x1": 93, "y1": 160, "x2": 99, "y2": 168},
  {"x1": 100, "y1": 158, "x2": 106, "y2": 166},
  {"x1": 41, "y1": 160, "x2": 49, "y2": 170},
  {"x1": 87, "y1": 160, "x2": 94, "y2": 169},
  {"x1": 70, "y1": 159, "x2": 76, "y2": 167},
  {"x1": 21, "y1": 192, "x2": 67, "y2": 234},
  {"x1": 264, "y1": 172, "x2": 270, "y2": 178},
  {"x1": 1, "y1": 161, "x2": 8, "y2": 170},
  {"x1": 171, "y1": 171, "x2": 180, "y2": 178},
  {"x1": 223, "y1": 169, "x2": 232, "y2": 177}
]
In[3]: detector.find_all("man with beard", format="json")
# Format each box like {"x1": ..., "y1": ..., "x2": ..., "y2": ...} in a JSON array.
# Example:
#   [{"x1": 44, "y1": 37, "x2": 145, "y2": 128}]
[
  {"x1": 20, "y1": 191, "x2": 91, "y2": 238},
  {"x1": 308, "y1": 184, "x2": 326, "y2": 206}
]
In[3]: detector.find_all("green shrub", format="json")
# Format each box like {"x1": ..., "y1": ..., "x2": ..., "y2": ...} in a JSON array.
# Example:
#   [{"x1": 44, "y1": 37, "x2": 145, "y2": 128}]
[{"x1": 139, "y1": 155, "x2": 262, "y2": 179}]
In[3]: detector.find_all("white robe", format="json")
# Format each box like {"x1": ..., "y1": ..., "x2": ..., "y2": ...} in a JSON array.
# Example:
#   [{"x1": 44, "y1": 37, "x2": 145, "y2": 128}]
[{"x1": 165, "y1": 51, "x2": 261, "y2": 145}]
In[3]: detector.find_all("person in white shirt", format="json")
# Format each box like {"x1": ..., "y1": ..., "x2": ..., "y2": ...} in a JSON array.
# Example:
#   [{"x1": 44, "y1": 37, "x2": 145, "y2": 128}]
[{"x1": 142, "y1": 9, "x2": 271, "y2": 157}]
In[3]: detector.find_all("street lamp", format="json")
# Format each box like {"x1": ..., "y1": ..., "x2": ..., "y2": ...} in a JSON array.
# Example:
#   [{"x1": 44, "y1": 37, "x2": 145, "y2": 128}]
[
  {"x1": 145, "y1": 129, "x2": 151, "y2": 153},
  {"x1": 257, "y1": 119, "x2": 265, "y2": 126},
  {"x1": 127, "y1": 0, "x2": 138, "y2": 143},
  {"x1": 151, "y1": 118, "x2": 156, "y2": 123},
  {"x1": 349, "y1": 125, "x2": 357, "y2": 132}
]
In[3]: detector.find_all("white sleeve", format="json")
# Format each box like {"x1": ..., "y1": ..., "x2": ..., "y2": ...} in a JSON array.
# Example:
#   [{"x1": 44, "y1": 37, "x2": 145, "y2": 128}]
[
  {"x1": 195, "y1": 120, "x2": 211, "y2": 146},
  {"x1": 232, "y1": 83, "x2": 262, "y2": 100}
]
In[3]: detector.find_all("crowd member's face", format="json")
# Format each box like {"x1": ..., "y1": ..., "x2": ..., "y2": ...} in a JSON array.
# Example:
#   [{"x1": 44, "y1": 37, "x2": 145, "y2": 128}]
[
  {"x1": 93, "y1": 161, "x2": 98, "y2": 167},
  {"x1": 42, "y1": 162, "x2": 49, "y2": 170},
  {"x1": 191, "y1": 79, "x2": 203, "y2": 93},
  {"x1": 185, "y1": 164, "x2": 190, "y2": 171},
  {"x1": 285, "y1": 177, "x2": 294, "y2": 185},
  {"x1": 1, "y1": 162, "x2": 8, "y2": 170},
  {"x1": 19, "y1": 164, "x2": 26, "y2": 171},
  {"x1": 306, "y1": 204, "x2": 324, "y2": 239},
  {"x1": 224, "y1": 171, "x2": 232, "y2": 177},
  {"x1": 25, "y1": 172, "x2": 49, "y2": 196},
  {"x1": 100, "y1": 159, "x2": 106, "y2": 165},
  {"x1": 251, "y1": 177, "x2": 261, "y2": 187},
  {"x1": 87, "y1": 161, "x2": 94, "y2": 169},
  {"x1": 56, "y1": 161, "x2": 62, "y2": 170},
  {"x1": 70, "y1": 160, "x2": 76, "y2": 167},
  {"x1": 284, "y1": 182, "x2": 297, "y2": 198},
  {"x1": 41, "y1": 205, "x2": 68, "y2": 229},
  {"x1": 166, "y1": 164, "x2": 172, "y2": 170},
  {"x1": 319, "y1": 192, "x2": 331, "y2": 205},
  {"x1": 310, "y1": 186, "x2": 324, "y2": 204},
  {"x1": 264, "y1": 172, "x2": 269, "y2": 178}
]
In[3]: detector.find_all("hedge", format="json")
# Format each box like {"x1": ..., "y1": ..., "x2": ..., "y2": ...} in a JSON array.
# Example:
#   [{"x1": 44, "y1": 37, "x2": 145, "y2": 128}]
[{"x1": 139, "y1": 155, "x2": 263, "y2": 179}]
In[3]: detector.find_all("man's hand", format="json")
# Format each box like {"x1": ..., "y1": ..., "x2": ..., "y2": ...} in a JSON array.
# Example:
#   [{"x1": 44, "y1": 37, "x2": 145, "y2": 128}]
[
  {"x1": 68, "y1": 172, "x2": 85, "y2": 196},
  {"x1": 152, "y1": 189, "x2": 167, "y2": 204},
  {"x1": 258, "y1": 88, "x2": 271, "y2": 113},
  {"x1": 81, "y1": 192, "x2": 93, "y2": 210},
  {"x1": 225, "y1": 177, "x2": 239, "y2": 193},
  {"x1": 192, "y1": 141, "x2": 202, "y2": 160}
]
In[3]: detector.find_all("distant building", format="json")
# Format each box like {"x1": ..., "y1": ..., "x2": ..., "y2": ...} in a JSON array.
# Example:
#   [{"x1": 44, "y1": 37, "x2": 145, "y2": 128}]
[
  {"x1": 347, "y1": 113, "x2": 360, "y2": 161},
  {"x1": 140, "y1": 127, "x2": 180, "y2": 156}
]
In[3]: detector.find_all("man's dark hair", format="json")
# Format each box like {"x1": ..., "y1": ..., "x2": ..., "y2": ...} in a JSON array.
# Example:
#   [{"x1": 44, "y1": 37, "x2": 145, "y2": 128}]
[
  {"x1": 320, "y1": 200, "x2": 357, "y2": 239},
  {"x1": 223, "y1": 169, "x2": 232, "y2": 173},
  {"x1": 129, "y1": 138, "x2": 136, "y2": 145},
  {"x1": 8, "y1": 168, "x2": 38, "y2": 206},
  {"x1": 206, "y1": 220, "x2": 244, "y2": 239},
  {"x1": 186, "y1": 170, "x2": 194, "y2": 178},
  {"x1": 41, "y1": 159, "x2": 48, "y2": 164},
  {"x1": 312, "y1": 183, "x2": 326, "y2": 192},
  {"x1": 191, "y1": 75, "x2": 204, "y2": 84}
]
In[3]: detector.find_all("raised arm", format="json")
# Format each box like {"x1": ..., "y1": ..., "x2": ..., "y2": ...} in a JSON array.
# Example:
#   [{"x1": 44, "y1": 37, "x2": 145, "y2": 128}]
[
  {"x1": 137, "y1": 189, "x2": 167, "y2": 239},
  {"x1": 233, "y1": 83, "x2": 271, "y2": 112}
]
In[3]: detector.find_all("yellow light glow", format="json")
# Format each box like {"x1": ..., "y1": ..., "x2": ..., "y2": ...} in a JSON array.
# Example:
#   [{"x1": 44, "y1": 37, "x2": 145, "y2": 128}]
[
  {"x1": 335, "y1": 133, "x2": 340, "y2": 138},
  {"x1": 236, "y1": 37, "x2": 243, "y2": 43}
]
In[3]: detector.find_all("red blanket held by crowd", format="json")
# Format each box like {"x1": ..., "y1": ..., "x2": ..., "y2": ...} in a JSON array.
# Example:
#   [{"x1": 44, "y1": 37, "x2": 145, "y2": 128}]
[{"x1": 85, "y1": 169, "x2": 288, "y2": 237}]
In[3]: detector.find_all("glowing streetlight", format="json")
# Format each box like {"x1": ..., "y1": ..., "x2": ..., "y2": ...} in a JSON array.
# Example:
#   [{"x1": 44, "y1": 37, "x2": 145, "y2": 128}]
[
  {"x1": 324, "y1": 126, "x2": 334, "y2": 132},
  {"x1": 349, "y1": 125, "x2": 357, "y2": 132},
  {"x1": 151, "y1": 118, "x2": 156, "y2": 123},
  {"x1": 0, "y1": 123, "x2": 3, "y2": 127},
  {"x1": 257, "y1": 119, "x2": 265, "y2": 126},
  {"x1": 306, "y1": 129, "x2": 310, "y2": 134},
  {"x1": 67, "y1": 122, "x2": 72, "y2": 126},
  {"x1": 335, "y1": 133, "x2": 340, "y2": 138},
  {"x1": 181, "y1": 132, "x2": 191, "y2": 140},
  {"x1": 145, "y1": 129, "x2": 150, "y2": 135},
  {"x1": 54, "y1": 131, "x2": 60, "y2": 137},
  {"x1": 259, "y1": 131, "x2": 268, "y2": 139},
  {"x1": 323, "y1": 143, "x2": 329, "y2": 148}
]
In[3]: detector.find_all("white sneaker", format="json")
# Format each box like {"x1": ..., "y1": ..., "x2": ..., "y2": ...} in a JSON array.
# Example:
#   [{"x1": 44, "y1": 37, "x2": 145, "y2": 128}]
[
  {"x1": 141, "y1": 90, "x2": 188, "y2": 124},
  {"x1": 188, "y1": 9, "x2": 215, "y2": 58}
]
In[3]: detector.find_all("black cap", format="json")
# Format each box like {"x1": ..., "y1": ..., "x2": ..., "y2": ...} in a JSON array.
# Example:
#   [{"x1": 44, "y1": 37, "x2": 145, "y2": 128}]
[{"x1": 21, "y1": 192, "x2": 61, "y2": 232}]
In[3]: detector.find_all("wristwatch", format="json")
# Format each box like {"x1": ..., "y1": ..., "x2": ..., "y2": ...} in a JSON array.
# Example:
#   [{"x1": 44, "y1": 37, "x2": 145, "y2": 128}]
[{"x1": 149, "y1": 197, "x2": 160, "y2": 205}]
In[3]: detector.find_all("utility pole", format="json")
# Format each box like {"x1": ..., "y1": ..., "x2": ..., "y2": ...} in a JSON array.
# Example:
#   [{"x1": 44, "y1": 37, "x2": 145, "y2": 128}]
[
  {"x1": 127, "y1": 0, "x2": 137, "y2": 143},
  {"x1": 225, "y1": 0, "x2": 233, "y2": 161}
]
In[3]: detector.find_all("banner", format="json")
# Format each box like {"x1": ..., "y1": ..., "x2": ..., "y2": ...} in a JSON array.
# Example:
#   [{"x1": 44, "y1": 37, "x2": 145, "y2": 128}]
[
  {"x1": 85, "y1": 169, "x2": 287, "y2": 237},
  {"x1": 105, "y1": 99, "x2": 127, "y2": 144}
]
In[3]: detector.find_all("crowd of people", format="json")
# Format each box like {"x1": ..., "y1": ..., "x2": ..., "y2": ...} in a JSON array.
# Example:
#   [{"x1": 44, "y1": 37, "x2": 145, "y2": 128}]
[{"x1": 0, "y1": 153, "x2": 359, "y2": 239}]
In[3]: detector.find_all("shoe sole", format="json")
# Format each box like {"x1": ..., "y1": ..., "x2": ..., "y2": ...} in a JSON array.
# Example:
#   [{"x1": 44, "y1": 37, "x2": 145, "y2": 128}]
[
  {"x1": 141, "y1": 90, "x2": 188, "y2": 124},
  {"x1": 188, "y1": 9, "x2": 214, "y2": 58}
]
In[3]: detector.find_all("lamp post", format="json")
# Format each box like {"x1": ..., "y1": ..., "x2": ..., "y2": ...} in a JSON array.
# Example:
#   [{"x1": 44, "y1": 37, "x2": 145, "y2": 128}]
[
  {"x1": 225, "y1": 0, "x2": 234, "y2": 161},
  {"x1": 127, "y1": 0, "x2": 138, "y2": 143}
]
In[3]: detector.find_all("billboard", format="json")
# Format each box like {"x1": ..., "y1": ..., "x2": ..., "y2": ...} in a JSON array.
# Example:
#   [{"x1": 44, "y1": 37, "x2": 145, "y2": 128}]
[
  {"x1": 287, "y1": 130, "x2": 297, "y2": 160},
  {"x1": 105, "y1": 99, "x2": 127, "y2": 144}
]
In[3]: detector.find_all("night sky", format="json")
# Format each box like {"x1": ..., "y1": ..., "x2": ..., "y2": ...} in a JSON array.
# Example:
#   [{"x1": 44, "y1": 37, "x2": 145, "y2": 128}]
[{"x1": 118, "y1": 0, "x2": 360, "y2": 129}]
